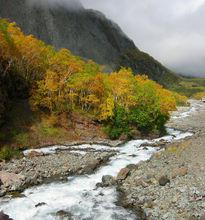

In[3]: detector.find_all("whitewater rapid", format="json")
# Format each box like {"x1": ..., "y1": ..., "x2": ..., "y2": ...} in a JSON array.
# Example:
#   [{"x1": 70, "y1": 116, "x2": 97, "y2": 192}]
[
  {"x1": 0, "y1": 128, "x2": 192, "y2": 220},
  {"x1": 1, "y1": 100, "x2": 202, "y2": 220},
  {"x1": 172, "y1": 100, "x2": 203, "y2": 119}
]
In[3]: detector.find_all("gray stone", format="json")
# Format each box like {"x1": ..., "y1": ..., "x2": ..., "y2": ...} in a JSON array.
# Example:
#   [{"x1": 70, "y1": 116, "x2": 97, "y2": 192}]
[
  {"x1": 0, "y1": 211, "x2": 13, "y2": 220},
  {"x1": 35, "y1": 202, "x2": 47, "y2": 208},
  {"x1": 101, "y1": 175, "x2": 116, "y2": 187},
  {"x1": 56, "y1": 210, "x2": 72, "y2": 219},
  {"x1": 199, "y1": 214, "x2": 205, "y2": 220},
  {"x1": 158, "y1": 175, "x2": 170, "y2": 186},
  {"x1": 117, "y1": 168, "x2": 130, "y2": 181}
]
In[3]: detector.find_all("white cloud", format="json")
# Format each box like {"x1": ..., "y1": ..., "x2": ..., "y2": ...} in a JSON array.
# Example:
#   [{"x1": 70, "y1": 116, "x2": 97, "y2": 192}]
[
  {"x1": 174, "y1": 0, "x2": 205, "y2": 17},
  {"x1": 81, "y1": 0, "x2": 205, "y2": 76}
]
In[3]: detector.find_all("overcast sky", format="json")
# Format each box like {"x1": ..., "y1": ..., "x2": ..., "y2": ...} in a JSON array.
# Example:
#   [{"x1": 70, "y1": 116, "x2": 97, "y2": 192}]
[{"x1": 80, "y1": 0, "x2": 205, "y2": 77}]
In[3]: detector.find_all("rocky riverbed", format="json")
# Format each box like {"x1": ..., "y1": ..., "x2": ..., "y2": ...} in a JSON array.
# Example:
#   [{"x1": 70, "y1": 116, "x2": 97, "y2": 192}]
[
  {"x1": 117, "y1": 100, "x2": 205, "y2": 220},
  {"x1": 0, "y1": 147, "x2": 116, "y2": 197},
  {"x1": 0, "y1": 100, "x2": 203, "y2": 220}
]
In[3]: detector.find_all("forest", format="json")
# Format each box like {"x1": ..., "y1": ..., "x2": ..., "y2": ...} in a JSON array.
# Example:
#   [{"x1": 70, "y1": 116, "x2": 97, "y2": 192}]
[{"x1": 0, "y1": 18, "x2": 186, "y2": 151}]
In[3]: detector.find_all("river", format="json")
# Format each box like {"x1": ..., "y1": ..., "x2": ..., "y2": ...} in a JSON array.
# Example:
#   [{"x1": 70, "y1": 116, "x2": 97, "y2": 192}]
[{"x1": 0, "y1": 102, "x2": 200, "y2": 220}]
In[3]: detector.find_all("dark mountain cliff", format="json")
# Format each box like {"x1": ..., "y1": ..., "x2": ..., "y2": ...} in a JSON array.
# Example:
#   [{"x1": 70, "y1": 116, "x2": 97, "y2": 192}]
[{"x1": 0, "y1": 0, "x2": 179, "y2": 86}]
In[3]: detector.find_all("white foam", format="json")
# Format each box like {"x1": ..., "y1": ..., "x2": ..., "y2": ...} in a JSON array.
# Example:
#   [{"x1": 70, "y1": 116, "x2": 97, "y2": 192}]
[
  {"x1": 171, "y1": 100, "x2": 204, "y2": 119},
  {"x1": 23, "y1": 144, "x2": 116, "y2": 156},
  {"x1": 0, "y1": 129, "x2": 192, "y2": 220}
]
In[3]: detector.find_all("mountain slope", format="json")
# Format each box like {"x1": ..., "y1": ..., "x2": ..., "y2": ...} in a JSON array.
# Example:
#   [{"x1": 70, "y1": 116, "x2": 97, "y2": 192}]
[{"x1": 0, "y1": 0, "x2": 179, "y2": 86}]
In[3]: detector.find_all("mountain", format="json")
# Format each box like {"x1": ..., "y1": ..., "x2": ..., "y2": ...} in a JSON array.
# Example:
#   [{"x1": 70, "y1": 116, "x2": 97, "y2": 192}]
[{"x1": 0, "y1": 0, "x2": 179, "y2": 86}]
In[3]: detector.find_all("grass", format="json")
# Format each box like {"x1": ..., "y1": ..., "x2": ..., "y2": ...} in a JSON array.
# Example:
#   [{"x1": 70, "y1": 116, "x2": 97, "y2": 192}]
[
  {"x1": 0, "y1": 99, "x2": 105, "y2": 160},
  {"x1": 14, "y1": 133, "x2": 30, "y2": 147},
  {"x1": 166, "y1": 141, "x2": 189, "y2": 156},
  {"x1": 192, "y1": 92, "x2": 205, "y2": 100},
  {"x1": 171, "y1": 76, "x2": 205, "y2": 97},
  {"x1": 37, "y1": 122, "x2": 62, "y2": 138},
  {"x1": 0, "y1": 146, "x2": 22, "y2": 161}
]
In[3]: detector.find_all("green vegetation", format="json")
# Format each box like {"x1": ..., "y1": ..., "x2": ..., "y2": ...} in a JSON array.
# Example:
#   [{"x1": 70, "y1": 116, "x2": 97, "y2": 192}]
[
  {"x1": 0, "y1": 146, "x2": 22, "y2": 161},
  {"x1": 0, "y1": 18, "x2": 192, "y2": 156},
  {"x1": 117, "y1": 49, "x2": 180, "y2": 88},
  {"x1": 192, "y1": 92, "x2": 205, "y2": 100},
  {"x1": 171, "y1": 77, "x2": 205, "y2": 97}
]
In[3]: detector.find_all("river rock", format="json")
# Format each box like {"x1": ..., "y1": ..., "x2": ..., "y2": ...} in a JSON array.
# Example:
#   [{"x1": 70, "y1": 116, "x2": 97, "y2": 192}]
[
  {"x1": 117, "y1": 168, "x2": 130, "y2": 181},
  {"x1": 188, "y1": 216, "x2": 198, "y2": 220},
  {"x1": 0, "y1": 171, "x2": 24, "y2": 190},
  {"x1": 56, "y1": 210, "x2": 72, "y2": 219},
  {"x1": 135, "y1": 178, "x2": 150, "y2": 188},
  {"x1": 158, "y1": 175, "x2": 170, "y2": 186},
  {"x1": 101, "y1": 175, "x2": 116, "y2": 187},
  {"x1": 0, "y1": 211, "x2": 13, "y2": 220},
  {"x1": 199, "y1": 214, "x2": 205, "y2": 220},
  {"x1": 10, "y1": 191, "x2": 26, "y2": 198},
  {"x1": 171, "y1": 166, "x2": 188, "y2": 179},
  {"x1": 81, "y1": 159, "x2": 100, "y2": 173},
  {"x1": 119, "y1": 134, "x2": 128, "y2": 141},
  {"x1": 35, "y1": 202, "x2": 47, "y2": 208},
  {"x1": 27, "y1": 151, "x2": 44, "y2": 158}
]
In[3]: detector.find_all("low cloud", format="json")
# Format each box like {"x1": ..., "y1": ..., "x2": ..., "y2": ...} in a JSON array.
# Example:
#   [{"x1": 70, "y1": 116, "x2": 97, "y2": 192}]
[
  {"x1": 27, "y1": 0, "x2": 83, "y2": 9},
  {"x1": 81, "y1": 0, "x2": 205, "y2": 77}
]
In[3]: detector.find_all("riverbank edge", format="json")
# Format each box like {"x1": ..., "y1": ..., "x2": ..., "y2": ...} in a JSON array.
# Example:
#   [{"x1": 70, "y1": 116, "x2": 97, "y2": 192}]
[
  {"x1": 0, "y1": 150, "x2": 117, "y2": 198},
  {"x1": 0, "y1": 125, "x2": 178, "y2": 201},
  {"x1": 0, "y1": 126, "x2": 188, "y2": 199},
  {"x1": 115, "y1": 133, "x2": 196, "y2": 219}
]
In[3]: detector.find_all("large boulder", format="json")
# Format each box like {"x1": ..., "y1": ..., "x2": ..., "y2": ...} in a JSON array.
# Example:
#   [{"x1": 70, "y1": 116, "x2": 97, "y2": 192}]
[
  {"x1": 81, "y1": 159, "x2": 101, "y2": 174},
  {"x1": 55, "y1": 210, "x2": 72, "y2": 220},
  {"x1": 171, "y1": 166, "x2": 188, "y2": 179},
  {"x1": 101, "y1": 175, "x2": 116, "y2": 187},
  {"x1": 0, "y1": 212, "x2": 13, "y2": 220},
  {"x1": 158, "y1": 175, "x2": 170, "y2": 186},
  {"x1": 116, "y1": 168, "x2": 130, "y2": 181}
]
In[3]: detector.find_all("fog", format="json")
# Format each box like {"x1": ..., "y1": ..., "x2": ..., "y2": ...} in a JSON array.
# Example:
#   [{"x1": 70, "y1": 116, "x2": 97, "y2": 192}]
[
  {"x1": 27, "y1": 0, "x2": 83, "y2": 9},
  {"x1": 28, "y1": 0, "x2": 205, "y2": 76},
  {"x1": 81, "y1": 0, "x2": 205, "y2": 77}
]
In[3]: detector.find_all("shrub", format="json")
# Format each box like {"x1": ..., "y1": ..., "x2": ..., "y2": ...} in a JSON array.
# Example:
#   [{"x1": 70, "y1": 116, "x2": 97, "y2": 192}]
[
  {"x1": 172, "y1": 92, "x2": 188, "y2": 106},
  {"x1": 0, "y1": 19, "x2": 177, "y2": 141},
  {"x1": 14, "y1": 133, "x2": 29, "y2": 147},
  {"x1": 0, "y1": 146, "x2": 22, "y2": 161},
  {"x1": 192, "y1": 92, "x2": 205, "y2": 100},
  {"x1": 105, "y1": 106, "x2": 130, "y2": 139}
]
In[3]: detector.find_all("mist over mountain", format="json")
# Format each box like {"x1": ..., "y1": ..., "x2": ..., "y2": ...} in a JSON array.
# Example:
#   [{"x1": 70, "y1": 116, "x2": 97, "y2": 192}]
[
  {"x1": 0, "y1": 0, "x2": 179, "y2": 86},
  {"x1": 82, "y1": 0, "x2": 205, "y2": 77},
  {"x1": 27, "y1": 0, "x2": 83, "y2": 9}
]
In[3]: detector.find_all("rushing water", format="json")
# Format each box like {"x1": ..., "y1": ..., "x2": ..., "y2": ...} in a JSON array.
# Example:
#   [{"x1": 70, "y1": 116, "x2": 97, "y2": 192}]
[
  {"x1": 172, "y1": 100, "x2": 203, "y2": 119},
  {"x1": 0, "y1": 128, "x2": 192, "y2": 220}
]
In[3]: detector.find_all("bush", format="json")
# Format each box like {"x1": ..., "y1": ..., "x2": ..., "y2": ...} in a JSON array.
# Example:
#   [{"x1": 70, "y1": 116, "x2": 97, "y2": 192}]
[
  {"x1": 14, "y1": 133, "x2": 29, "y2": 147},
  {"x1": 192, "y1": 92, "x2": 205, "y2": 100},
  {"x1": 0, "y1": 146, "x2": 22, "y2": 161},
  {"x1": 0, "y1": 19, "x2": 177, "y2": 142},
  {"x1": 129, "y1": 107, "x2": 155, "y2": 133},
  {"x1": 172, "y1": 92, "x2": 189, "y2": 106},
  {"x1": 105, "y1": 106, "x2": 130, "y2": 139}
]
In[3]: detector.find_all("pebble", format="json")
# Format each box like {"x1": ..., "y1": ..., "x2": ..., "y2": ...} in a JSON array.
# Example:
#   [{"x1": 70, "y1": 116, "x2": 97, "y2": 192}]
[
  {"x1": 0, "y1": 151, "x2": 114, "y2": 196},
  {"x1": 117, "y1": 101, "x2": 205, "y2": 219}
]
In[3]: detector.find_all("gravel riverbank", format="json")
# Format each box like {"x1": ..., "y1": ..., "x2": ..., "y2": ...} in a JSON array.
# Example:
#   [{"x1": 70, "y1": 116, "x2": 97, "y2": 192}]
[
  {"x1": 1, "y1": 100, "x2": 204, "y2": 220},
  {"x1": 117, "y1": 101, "x2": 205, "y2": 220},
  {"x1": 0, "y1": 148, "x2": 116, "y2": 197}
]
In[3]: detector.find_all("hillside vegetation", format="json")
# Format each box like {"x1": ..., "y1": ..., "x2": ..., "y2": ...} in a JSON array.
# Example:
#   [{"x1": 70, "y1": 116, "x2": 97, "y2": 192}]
[
  {"x1": 0, "y1": 19, "x2": 186, "y2": 154},
  {"x1": 171, "y1": 77, "x2": 205, "y2": 97},
  {"x1": 0, "y1": 0, "x2": 180, "y2": 87}
]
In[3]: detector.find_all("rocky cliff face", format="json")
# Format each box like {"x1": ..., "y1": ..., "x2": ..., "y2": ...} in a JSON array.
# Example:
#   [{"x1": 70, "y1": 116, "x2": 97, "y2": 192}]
[{"x1": 0, "y1": 0, "x2": 179, "y2": 86}]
